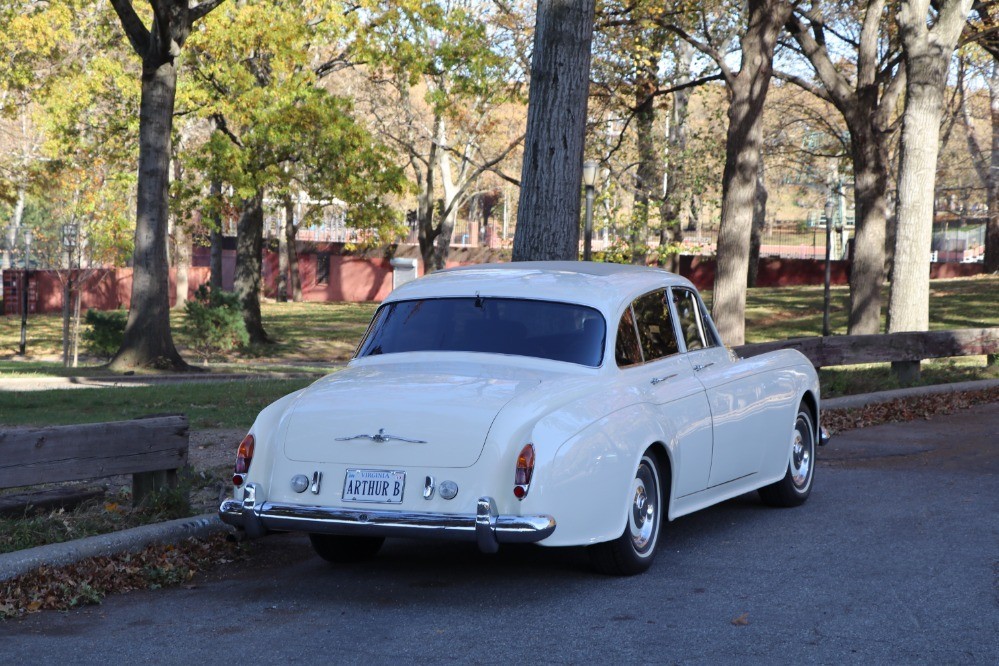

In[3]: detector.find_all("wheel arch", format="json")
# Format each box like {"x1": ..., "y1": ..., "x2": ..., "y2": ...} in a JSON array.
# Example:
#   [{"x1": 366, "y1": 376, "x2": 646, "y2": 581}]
[
  {"x1": 799, "y1": 389, "x2": 819, "y2": 435},
  {"x1": 645, "y1": 441, "x2": 673, "y2": 517}
]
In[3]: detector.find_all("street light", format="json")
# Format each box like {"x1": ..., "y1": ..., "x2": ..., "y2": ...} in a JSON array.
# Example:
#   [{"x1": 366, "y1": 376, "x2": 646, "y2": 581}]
[{"x1": 582, "y1": 160, "x2": 599, "y2": 261}]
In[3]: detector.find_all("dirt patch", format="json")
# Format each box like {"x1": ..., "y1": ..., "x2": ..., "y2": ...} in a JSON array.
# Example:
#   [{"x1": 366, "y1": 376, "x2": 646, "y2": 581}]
[{"x1": 189, "y1": 429, "x2": 246, "y2": 472}]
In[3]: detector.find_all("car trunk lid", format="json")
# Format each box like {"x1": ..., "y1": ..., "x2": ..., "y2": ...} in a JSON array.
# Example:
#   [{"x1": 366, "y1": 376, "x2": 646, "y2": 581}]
[{"x1": 281, "y1": 360, "x2": 549, "y2": 468}]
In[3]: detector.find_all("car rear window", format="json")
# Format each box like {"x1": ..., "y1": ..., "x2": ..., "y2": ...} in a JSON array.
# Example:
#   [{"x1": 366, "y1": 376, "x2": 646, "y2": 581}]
[{"x1": 355, "y1": 297, "x2": 606, "y2": 367}]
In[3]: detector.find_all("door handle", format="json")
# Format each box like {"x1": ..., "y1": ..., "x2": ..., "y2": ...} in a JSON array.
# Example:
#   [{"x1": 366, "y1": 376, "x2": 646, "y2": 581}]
[
  {"x1": 650, "y1": 373, "x2": 678, "y2": 386},
  {"x1": 693, "y1": 362, "x2": 714, "y2": 372}
]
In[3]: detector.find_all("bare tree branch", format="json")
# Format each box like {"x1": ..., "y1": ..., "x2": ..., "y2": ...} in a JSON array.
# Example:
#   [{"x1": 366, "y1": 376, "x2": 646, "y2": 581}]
[
  {"x1": 191, "y1": 0, "x2": 226, "y2": 22},
  {"x1": 661, "y1": 23, "x2": 736, "y2": 86},
  {"x1": 108, "y1": 0, "x2": 150, "y2": 57},
  {"x1": 212, "y1": 114, "x2": 243, "y2": 148}
]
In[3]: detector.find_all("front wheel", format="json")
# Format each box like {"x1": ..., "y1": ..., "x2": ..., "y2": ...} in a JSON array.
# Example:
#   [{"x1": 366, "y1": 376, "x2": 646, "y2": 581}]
[
  {"x1": 589, "y1": 452, "x2": 664, "y2": 576},
  {"x1": 309, "y1": 534, "x2": 384, "y2": 564},
  {"x1": 759, "y1": 406, "x2": 815, "y2": 507}
]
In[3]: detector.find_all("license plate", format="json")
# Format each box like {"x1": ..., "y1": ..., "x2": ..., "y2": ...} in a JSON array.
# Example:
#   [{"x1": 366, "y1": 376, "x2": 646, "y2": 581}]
[{"x1": 342, "y1": 469, "x2": 405, "y2": 503}]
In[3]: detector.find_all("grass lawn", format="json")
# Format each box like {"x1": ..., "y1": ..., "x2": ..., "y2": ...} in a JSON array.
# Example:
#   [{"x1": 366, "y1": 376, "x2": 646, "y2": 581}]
[
  {"x1": 738, "y1": 275, "x2": 999, "y2": 342},
  {"x1": 0, "y1": 275, "x2": 996, "y2": 406},
  {"x1": 0, "y1": 378, "x2": 315, "y2": 429},
  {"x1": 0, "y1": 300, "x2": 377, "y2": 374}
]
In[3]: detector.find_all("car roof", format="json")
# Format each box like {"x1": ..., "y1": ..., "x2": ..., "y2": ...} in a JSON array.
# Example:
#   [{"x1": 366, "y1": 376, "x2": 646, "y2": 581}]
[{"x1": 383, "y1": 261, "x2": 698, "y2": 317}]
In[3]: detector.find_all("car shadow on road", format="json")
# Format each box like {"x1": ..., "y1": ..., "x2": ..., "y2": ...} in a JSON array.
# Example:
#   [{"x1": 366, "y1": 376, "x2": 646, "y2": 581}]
[{"x1": 214, "y1": 490, "x2": 779, "y2": 610}]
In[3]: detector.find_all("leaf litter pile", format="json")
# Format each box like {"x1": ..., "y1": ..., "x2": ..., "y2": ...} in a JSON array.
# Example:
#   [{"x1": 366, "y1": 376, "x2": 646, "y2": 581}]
[
  {"x1": 823, "y1": 386, "x2": 999, "y2": 434},
  {"x1": 0, "y1": 533, "x2": 245, "y2": 620}
]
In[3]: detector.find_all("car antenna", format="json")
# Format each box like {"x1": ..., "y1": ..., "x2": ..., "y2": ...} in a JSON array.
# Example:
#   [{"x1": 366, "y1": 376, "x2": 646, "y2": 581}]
[{"x1": 474, "y1": 292, "x2": 484, "y2": 308}]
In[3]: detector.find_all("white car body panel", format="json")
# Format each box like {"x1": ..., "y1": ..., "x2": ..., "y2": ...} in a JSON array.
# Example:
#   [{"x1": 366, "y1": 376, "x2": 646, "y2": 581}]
[{"x1": 224, "y1": 262, "x2": 822, "y2": 552}]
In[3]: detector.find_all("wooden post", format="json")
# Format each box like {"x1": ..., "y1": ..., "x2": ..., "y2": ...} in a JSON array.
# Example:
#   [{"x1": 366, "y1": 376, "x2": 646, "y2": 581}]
[
  {"x1": 133, "y1": 469, "x2": 179, "y2": 506},
  {"x1": 891, "y1": 360, "x2": 921, "y2": 385}
]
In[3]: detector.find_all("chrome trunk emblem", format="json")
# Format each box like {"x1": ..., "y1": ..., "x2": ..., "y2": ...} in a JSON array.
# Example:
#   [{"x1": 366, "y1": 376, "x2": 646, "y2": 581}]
[{"x1": 336, "y1": 428, "x2": 427, "y2": 444}]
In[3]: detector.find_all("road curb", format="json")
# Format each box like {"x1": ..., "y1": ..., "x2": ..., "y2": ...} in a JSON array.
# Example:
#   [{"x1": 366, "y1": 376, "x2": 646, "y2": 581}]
[
  {"x1": 0, "y1": 513, "x2": 228, "y2": 583},
  {"x1": 823, "y1": 378, "x2": 999, "y2": 410}
]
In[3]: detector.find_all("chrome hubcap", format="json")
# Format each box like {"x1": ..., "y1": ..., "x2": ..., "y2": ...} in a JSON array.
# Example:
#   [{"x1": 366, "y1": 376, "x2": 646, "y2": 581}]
[
  {"x1": 628, "y1": 461, "x2": 658, "y2": 554},
  {"x1": 790, "y1": 419, "x2": 813, "y2": 490}
]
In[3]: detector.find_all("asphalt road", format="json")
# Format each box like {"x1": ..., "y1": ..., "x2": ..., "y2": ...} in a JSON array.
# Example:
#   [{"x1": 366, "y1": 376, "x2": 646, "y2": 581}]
[{"x1": 3, "y1": 403, "x2": 998, "y2": 664}]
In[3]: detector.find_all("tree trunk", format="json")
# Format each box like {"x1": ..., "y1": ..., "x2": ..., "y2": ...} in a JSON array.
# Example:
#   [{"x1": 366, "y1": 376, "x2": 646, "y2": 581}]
[
  {"x1": 632, "y1": 76, "x2": 658, "y2": 266},
  {"x1": 62, "y1": 274, "x2": 71, "y2": 367},
  {"x1": 660, "y1": 42, "x2": 694, "y2": 258},
  {"x1": 846, "y1": 118, "x2": 891, "y2": 333},
  {"x1": 110, "y1": 59, "x2": 187, "y2": 370},
  {"x1": 889, "y1": 0, "x2": 972, "y2": 335},
  {"x1": 889, "y1": 69, "x2": 942, "y2": 333},
  {"x1": 173, "y1": 219, "x2": 190, "y2": 308},
  {"x1": 416, "y1": 117, "x2": 441, "y2": 274},
  {"x1": 209, "y1": 178, "x2": 224, "y2": 292},
  {"x1": 432, "y1": 119, "x2": 458, "y2": 272},
  {"x1": 0, "y1": 187, "x2": 20, "y2": 270},
  {"x1": 988, "y1": 62, "x2": 999, "y2": 274},
  {"x1": 513, "y1": 0, "x2": 596, "y2": 262},
  {"x1": 235, "y1": 189, "x2": 271, "y2": 345},
  {"x1": 785, "y1": 0, "x2": 902, "y2": 335},
  {"x1": 711, "y1": 0, "x2": 791, "y2": 346},
  {"x1": 71, "y1": 282, "x2": 82, "y2": 368},
  {"x1": 286, "y1": 206, "x2": 301, "y2": 301},
  {"x1": 277, "y1": 195, "x2": 291, "y2": 302},
  {"x1": 747, "y1": 169, "x2": 767, "y2": 288},
  {"x1": 433, "y1": 206, "x2": 459, "y2": 271},
  {"x1": 170, "y1": 150, "x2": 189, "y2": 309}
]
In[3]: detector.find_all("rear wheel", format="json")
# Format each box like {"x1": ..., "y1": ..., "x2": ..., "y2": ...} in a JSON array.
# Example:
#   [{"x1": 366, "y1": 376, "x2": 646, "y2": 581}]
[
  {"x1": 589, "y1": 452, "x2": 664, "y2": 576},
  {"x1": 309, "y1": 534, "x2": 384, "y2": 563},
  {"x1": 759, "y1": 406, "x2": 815, "y2": 507}
]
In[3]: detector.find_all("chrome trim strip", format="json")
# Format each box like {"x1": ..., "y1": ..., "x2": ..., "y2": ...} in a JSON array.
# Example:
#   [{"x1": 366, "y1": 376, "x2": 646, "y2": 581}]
[{"x1": 219, "y1": 494, "x2": 556, "y2": 552}]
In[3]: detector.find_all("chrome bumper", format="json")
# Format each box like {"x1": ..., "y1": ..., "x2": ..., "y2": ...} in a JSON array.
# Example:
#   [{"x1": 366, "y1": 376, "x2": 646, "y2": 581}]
[{"x1": 219, "y1": 483, "x2": 556, "y2": 554}]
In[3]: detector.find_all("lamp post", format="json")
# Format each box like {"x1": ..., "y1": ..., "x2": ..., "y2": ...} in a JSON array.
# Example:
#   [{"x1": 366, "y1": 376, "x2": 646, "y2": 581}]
[{"x1": 582, "y1": 160, "x2": 599, "y2": 261}]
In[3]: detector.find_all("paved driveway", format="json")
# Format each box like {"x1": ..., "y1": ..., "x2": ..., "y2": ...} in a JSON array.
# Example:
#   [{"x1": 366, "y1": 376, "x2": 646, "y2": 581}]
[{"x1": 3, "y1": 403, "x2": 997, "y2": 664}]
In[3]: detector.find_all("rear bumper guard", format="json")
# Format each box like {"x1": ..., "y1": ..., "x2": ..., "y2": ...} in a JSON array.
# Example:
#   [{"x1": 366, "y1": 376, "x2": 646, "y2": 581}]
[{"x1": 219, "y1": 483, "x2": 556, "y2": 554}]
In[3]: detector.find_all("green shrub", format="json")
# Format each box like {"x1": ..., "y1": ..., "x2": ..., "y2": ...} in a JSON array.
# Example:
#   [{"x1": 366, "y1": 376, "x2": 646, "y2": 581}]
[
  {"x1": 184, "y1": 285, "x2": 249, "y2": 360},
  {"x1": 82, "y1": 309, "x2": 128, "y2": 360}
]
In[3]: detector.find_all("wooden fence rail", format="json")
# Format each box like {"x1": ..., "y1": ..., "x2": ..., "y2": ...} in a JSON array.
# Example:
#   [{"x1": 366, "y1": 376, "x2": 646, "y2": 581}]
[
  {"x1": 0, "y1": 415, "x2": 189, "y2": 505},
  {"x1": 734, "y1": 327, "x2": 999, "y2": 368}
]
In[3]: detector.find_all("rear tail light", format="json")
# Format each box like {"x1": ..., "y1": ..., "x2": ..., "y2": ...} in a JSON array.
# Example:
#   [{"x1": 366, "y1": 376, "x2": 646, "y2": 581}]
[
  {"x1": 513, "y1": 443, "x2": 535, "y2": 500},
  {"x1": 233, "y1": 434, "x2": 255, "y2": 487}
]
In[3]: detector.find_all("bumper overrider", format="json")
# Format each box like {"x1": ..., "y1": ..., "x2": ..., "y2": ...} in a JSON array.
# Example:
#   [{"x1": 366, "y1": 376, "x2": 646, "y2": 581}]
[{"x1": 219, "y1": 483, "x2": 557, "y2": 554}]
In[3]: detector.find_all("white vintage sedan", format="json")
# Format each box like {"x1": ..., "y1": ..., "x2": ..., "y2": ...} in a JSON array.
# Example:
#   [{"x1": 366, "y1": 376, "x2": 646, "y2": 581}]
[{"x1": 220, "y1": 262, "x2": 825, "y2": 575}]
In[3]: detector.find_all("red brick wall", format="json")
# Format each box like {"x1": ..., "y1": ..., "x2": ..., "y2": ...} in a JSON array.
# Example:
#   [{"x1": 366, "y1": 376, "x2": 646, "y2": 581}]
[
  {"x1": 4, "y1": 267, "x2": 210, "y2": 315},
  {"x1": 5, "y1": 253, "x2": 985, "y2": 315}
]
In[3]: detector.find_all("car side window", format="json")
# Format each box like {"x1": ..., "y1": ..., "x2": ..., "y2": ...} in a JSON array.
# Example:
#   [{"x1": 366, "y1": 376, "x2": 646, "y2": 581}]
[
  {"x1": 632, "y1": 289, "x2": 680, "y2": 362},
  {"x1": 672, "y1": 288, "x2": 708, "y2": 351},
  {"x1": 615, "y1": 306, "x2": 642, "y2": 367}
]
